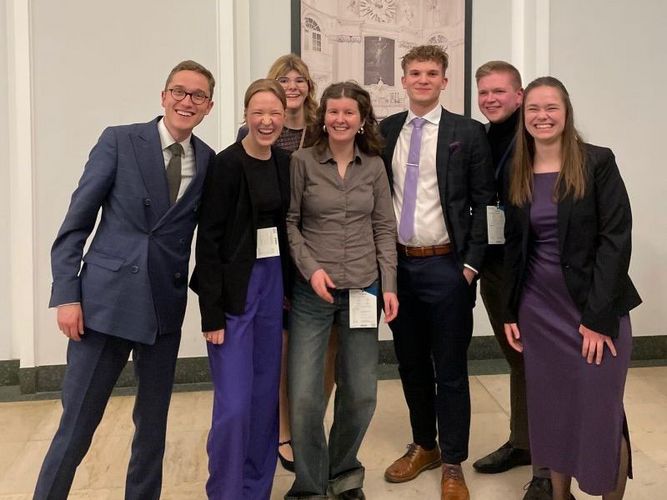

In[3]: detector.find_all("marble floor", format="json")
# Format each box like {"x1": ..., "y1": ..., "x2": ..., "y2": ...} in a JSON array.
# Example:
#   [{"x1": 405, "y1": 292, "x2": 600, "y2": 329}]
[{"x1": 1, "y1": 367, "x2": 666, "y2": 499}]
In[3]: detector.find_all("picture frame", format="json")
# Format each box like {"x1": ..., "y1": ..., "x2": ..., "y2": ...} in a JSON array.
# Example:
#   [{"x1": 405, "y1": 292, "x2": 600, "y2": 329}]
[{"x1": 291, "y1": 0, "x2": 473, "y2": 118}]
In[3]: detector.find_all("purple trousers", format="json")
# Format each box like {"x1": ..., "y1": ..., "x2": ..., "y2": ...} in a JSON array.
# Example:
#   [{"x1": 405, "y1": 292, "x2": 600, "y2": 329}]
[{"x1": 206, "y1": 257, "x2": 283, "y2": 500}]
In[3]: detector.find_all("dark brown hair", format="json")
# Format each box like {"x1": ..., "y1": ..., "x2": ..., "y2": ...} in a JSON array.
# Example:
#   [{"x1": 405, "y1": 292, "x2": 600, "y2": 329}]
[{"x1": 312, "y1": 81, "x2": 384, "y2": 156}]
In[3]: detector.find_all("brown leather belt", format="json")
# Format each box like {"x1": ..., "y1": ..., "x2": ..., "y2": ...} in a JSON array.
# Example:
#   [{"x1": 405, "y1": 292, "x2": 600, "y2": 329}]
[{"x1": 397, "y1": 243, "x2": 453, "y2": 257}]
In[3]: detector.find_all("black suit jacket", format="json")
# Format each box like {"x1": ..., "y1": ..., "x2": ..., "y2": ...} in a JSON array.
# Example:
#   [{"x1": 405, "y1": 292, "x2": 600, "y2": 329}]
[
  {"x1": 380, "y1": 107, "x2": 495, "y2": 270},
  {"x1": 503, "y1": 143, "x2": 641, "y2": 338},
  {"x1": 190, "y1": 142, "x2": 291, "y2": 331}
]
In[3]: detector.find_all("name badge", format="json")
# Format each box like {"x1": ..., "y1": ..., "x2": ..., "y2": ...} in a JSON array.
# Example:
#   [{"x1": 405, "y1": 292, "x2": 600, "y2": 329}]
[
  {"x1": 487, "y1": 205, "x2": 505, "y2": 245},
  {"x1": 349, "y1": 284, "x2": 378, "y2": 329},
  {"x1": 256, "y1": 227, "x2": 280, "y2": 259}
]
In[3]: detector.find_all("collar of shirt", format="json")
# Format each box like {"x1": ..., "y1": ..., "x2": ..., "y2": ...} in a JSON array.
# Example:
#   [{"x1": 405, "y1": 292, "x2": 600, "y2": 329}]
[
  {"x1": 405, "y1": 104, "x2": 442, "y2": 127},
  {"x1": 316, "y1": 144, "x2": 364, "y2": 165},
  {"x1": 157, "y1": 117, "x2": 193, "y2": 160}
]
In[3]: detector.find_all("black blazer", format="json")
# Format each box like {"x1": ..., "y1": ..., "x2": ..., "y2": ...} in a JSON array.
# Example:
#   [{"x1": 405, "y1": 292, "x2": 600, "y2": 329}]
[
  {"x1": 380, "y1": 107, "x2": 496, "y2": 271},
  {"x1": 504, "y1": 143, "x2": 641, "y2": 338},
  {"x1": 190, "y1": 142, "x2": 291, "y2": 331}
]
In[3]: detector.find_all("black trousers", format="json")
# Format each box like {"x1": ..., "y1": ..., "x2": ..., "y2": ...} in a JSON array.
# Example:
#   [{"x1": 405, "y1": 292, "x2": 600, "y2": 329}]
[
  {"x1": 479, "y1": 247, "x2": 530, "y2": 450},
  {"x1": 389, "y1": 253, "x2": 475, "y2": 464},
  {"x1": 33, "y1": 328, "x2": 181, "y2": 500}
]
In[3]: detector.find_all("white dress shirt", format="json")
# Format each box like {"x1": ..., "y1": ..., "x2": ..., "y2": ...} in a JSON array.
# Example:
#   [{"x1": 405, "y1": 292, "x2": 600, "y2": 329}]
[
  {"x1": 158, "y1": 118, "x2": 195, "y2": 201},
  {"x1": 391, "y1": 105, "x2": 450, "y2": 246}
]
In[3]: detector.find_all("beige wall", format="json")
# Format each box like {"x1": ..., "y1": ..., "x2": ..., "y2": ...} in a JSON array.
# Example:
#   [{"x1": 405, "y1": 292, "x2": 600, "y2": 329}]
[{"x1": 0, "y1": 4, "x2": 11, "y2": 358}]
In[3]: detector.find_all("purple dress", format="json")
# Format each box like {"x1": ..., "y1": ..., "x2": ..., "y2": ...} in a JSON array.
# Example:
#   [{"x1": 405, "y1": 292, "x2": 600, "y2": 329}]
[{"x1": 518, "y1": 172, "x2": 632, "y2": 495}]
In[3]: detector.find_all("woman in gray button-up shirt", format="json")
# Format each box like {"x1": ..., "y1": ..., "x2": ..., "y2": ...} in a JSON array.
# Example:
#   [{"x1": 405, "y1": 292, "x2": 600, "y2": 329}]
[{"x1": 285, "y1": 81, "x2": 398, "y2": 499}]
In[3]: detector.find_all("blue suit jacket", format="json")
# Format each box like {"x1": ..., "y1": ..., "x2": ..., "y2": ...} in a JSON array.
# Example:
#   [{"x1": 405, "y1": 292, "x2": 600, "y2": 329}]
[{"x1": 50, "y1": 117, "x2": 215, "y2": 344}]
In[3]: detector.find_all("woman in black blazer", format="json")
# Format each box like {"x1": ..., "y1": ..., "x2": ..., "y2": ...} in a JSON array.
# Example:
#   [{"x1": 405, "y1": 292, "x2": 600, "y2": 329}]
[
  {"x1": 190, "y1": 79, "x2": 291, "y2": 500},
  {"x1": 503, "y1": 77, "x2": 641, "y2": 500}
]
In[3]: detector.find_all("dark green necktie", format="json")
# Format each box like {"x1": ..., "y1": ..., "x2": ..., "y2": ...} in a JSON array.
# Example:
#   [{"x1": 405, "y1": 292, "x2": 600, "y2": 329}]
[{"x1": 166, "y1": 142, "x2": 184, "y2": 204}]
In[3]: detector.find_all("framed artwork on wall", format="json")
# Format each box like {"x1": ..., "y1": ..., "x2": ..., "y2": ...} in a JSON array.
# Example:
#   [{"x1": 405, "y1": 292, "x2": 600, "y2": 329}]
[{"x1": 291, "y1": 0, "x2": 473, "y2": 118}]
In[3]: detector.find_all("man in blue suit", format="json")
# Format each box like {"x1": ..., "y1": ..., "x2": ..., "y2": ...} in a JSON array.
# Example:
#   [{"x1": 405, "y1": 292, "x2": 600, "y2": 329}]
[{"x1": 34, "y1": 60, "x2": 215, "y2": 500}]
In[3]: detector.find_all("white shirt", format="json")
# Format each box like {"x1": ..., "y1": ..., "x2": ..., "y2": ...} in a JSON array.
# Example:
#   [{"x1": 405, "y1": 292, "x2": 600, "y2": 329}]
[
  {"x1": 391, "y1": 105, "x2": 450, "y2": 246},
  {"x1": 157, "y1": 118, "x2": 195, "y2": 201}
]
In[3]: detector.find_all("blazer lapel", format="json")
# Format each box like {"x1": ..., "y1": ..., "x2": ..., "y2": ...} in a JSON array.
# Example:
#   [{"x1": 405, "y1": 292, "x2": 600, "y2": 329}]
[
  {"x1": 177, "y1": 135, "x2": 209, "y2": 204},
  {"x1": 557, "y1": 195, "x2": 573, "y2": 256},
  {"x1": 435, "y1": 107, "x2": 455, "y2": 201},
  {"x1": 132, "y1": 118, "x2": 170, "y2": 223},
  {"x1": 382, "y1": 112, "x2": 407, "y2": 190},
  {"x1": 153, "y1": 134, "x2": 210, "y2": 230}
]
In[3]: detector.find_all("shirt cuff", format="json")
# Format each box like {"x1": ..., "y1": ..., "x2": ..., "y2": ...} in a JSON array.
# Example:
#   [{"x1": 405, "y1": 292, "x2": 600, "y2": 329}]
[
  {"x1": 463, "y1": 264, "x2": 479, "y2": 274},
  {"x1": 57, "y1": 302, "x2": 81, "y2": 307}
]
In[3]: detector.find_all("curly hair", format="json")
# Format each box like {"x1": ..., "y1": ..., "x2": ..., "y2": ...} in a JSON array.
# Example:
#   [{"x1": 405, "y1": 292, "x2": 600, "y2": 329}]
[
  {"x1": 311, "y1": 81, "x2": 384, "y2": 156},
  {"x1": 401, "y1": 45, "x2": 449, "y2": 74}
]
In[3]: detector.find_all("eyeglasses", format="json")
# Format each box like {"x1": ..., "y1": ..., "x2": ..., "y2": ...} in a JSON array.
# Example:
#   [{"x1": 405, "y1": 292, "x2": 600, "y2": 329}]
[
  {"x1": 277, "y1": 76, "x2": 308, "y2": 87},
  {"x1": 167, "y1": 87, "x2": 210, "y2": 105}
]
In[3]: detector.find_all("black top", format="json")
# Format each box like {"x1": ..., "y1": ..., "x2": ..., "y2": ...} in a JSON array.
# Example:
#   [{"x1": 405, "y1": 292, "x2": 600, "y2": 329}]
[
  {"x1": 190, "y1": 141, "x2": 291, "y2": 331},
  {"x1": 487, "y1": 108, "x2": 519, "y2": 206},
  {"x1": 244, "y1": 155, "x2": 281, "y2": 228}
]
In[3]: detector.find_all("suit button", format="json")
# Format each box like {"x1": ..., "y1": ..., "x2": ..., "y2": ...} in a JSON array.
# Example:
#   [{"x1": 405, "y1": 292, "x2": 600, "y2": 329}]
[
  {"x1": 174, "y1": 272, "x2": 182, "y2": 279},
  {"x1": 131, "y1": 265, "x2": 139, "y2": 273},
  {"x1": 179, "y1": 238, "x2": 186, "y2": 245},
  {"x1": 143, "y1": 198, "x2": 151, "y2": 206},
  {"x1": 564, "y1": 264, "x2": 571, "y2": 270}
]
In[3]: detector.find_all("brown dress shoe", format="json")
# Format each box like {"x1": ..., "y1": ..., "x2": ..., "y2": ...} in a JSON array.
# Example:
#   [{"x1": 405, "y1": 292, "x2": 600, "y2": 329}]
[
  {"x1": 384, "y1": 443, "x2": 441, "y2": 483},
  {"x1": 441, "y1": 464, "x2": 470, "y2": 500}
]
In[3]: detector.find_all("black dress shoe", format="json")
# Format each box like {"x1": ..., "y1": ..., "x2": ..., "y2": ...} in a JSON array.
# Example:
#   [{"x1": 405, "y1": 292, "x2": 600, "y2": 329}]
[
  {"x1": 522, "y1": 477, "x2": 552, "y2": 500},
  {"x1": 337, "y1": 487, "x2": 365, "y2": 499},
  {"x1": 472, "y1": 441, "x2": 531, "y2": 473}
]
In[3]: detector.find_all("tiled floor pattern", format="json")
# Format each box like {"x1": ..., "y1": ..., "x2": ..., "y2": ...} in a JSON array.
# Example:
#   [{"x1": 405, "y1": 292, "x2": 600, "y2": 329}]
[{"x1": 1, "y1": 367, "x2": 665, "y2": 499}]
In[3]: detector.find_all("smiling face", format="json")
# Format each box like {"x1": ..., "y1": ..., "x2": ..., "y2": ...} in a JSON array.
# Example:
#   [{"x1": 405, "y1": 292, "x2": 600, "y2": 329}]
[
  {"x1": 277, "y1": 69, "x2": 309, "y2": 112},
  {"x1": 523, "y1": 85, "x2": 566, "y2": 146},
  {"x1": 244, "y1": 90, "x2": 285, "y2": 151},
  {"x1": 401, "y1": 59, "x2": 448, "y2": 115},
  {"x1": 477, "y1": 71, "x2": 523, "y2": 124},
  {"x1": 161, "y1": 70, "x2": 213, "y2": 142},
  {"x1": 324, "y1": 96, "x2": 363, "y2": 147}
]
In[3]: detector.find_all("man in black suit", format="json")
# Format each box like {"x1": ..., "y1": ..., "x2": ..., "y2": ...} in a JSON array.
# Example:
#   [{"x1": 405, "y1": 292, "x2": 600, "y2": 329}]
[{"x1": 381, "y1": 45, "x2": 494, "y2": 500}]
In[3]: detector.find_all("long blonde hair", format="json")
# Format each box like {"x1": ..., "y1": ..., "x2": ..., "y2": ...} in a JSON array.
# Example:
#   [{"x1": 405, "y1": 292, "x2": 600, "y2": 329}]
[{"x1": 509, "y1": 76, "x2": 586, "y2": 206}]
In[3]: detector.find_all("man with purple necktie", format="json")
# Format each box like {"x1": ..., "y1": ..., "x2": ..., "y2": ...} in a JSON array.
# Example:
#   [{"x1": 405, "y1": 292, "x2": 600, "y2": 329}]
[{"x1": 379, "y1": 45, "x2": 495, "y2": 500}]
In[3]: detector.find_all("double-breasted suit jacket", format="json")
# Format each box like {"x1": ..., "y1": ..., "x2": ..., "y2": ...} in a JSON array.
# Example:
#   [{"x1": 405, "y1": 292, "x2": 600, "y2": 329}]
[
  {"x1": 503, "y1": 143, "x2": 642, "y2": 338},
  {"x1": 49, "y1": 116, "x2": 215, "y2": 344}
]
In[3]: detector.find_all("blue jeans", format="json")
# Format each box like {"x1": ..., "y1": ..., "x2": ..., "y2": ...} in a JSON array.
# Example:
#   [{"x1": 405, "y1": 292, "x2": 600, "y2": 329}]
[{"x1": 285, "y1": 279, "x2": 379, "y2": 499}]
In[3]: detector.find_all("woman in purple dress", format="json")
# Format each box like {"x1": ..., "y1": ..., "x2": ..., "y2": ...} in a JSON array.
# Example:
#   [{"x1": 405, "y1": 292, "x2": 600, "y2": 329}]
[{"x1": 503, "y1": 77, "x2": 641, "y2": 500}]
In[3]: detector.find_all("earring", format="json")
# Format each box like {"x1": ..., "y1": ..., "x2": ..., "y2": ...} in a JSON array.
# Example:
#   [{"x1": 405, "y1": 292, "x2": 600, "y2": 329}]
[
  {"x1": 357, "y1": 126, "x2": 365, "y2": 135},
  {"x1": 322, "y1": 124, "x2": 327, "y2": 133}
]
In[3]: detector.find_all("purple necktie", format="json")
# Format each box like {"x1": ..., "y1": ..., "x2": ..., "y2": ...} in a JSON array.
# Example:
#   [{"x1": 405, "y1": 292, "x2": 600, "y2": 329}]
[{"x1": 398, "y1": 117, "x2": 426, "y2": 242}]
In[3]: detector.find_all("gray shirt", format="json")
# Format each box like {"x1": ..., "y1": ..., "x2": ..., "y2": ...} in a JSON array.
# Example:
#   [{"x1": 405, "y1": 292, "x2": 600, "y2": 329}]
[{"x1": 287, "y1": 145, "x2": 397, "y2": 293}]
